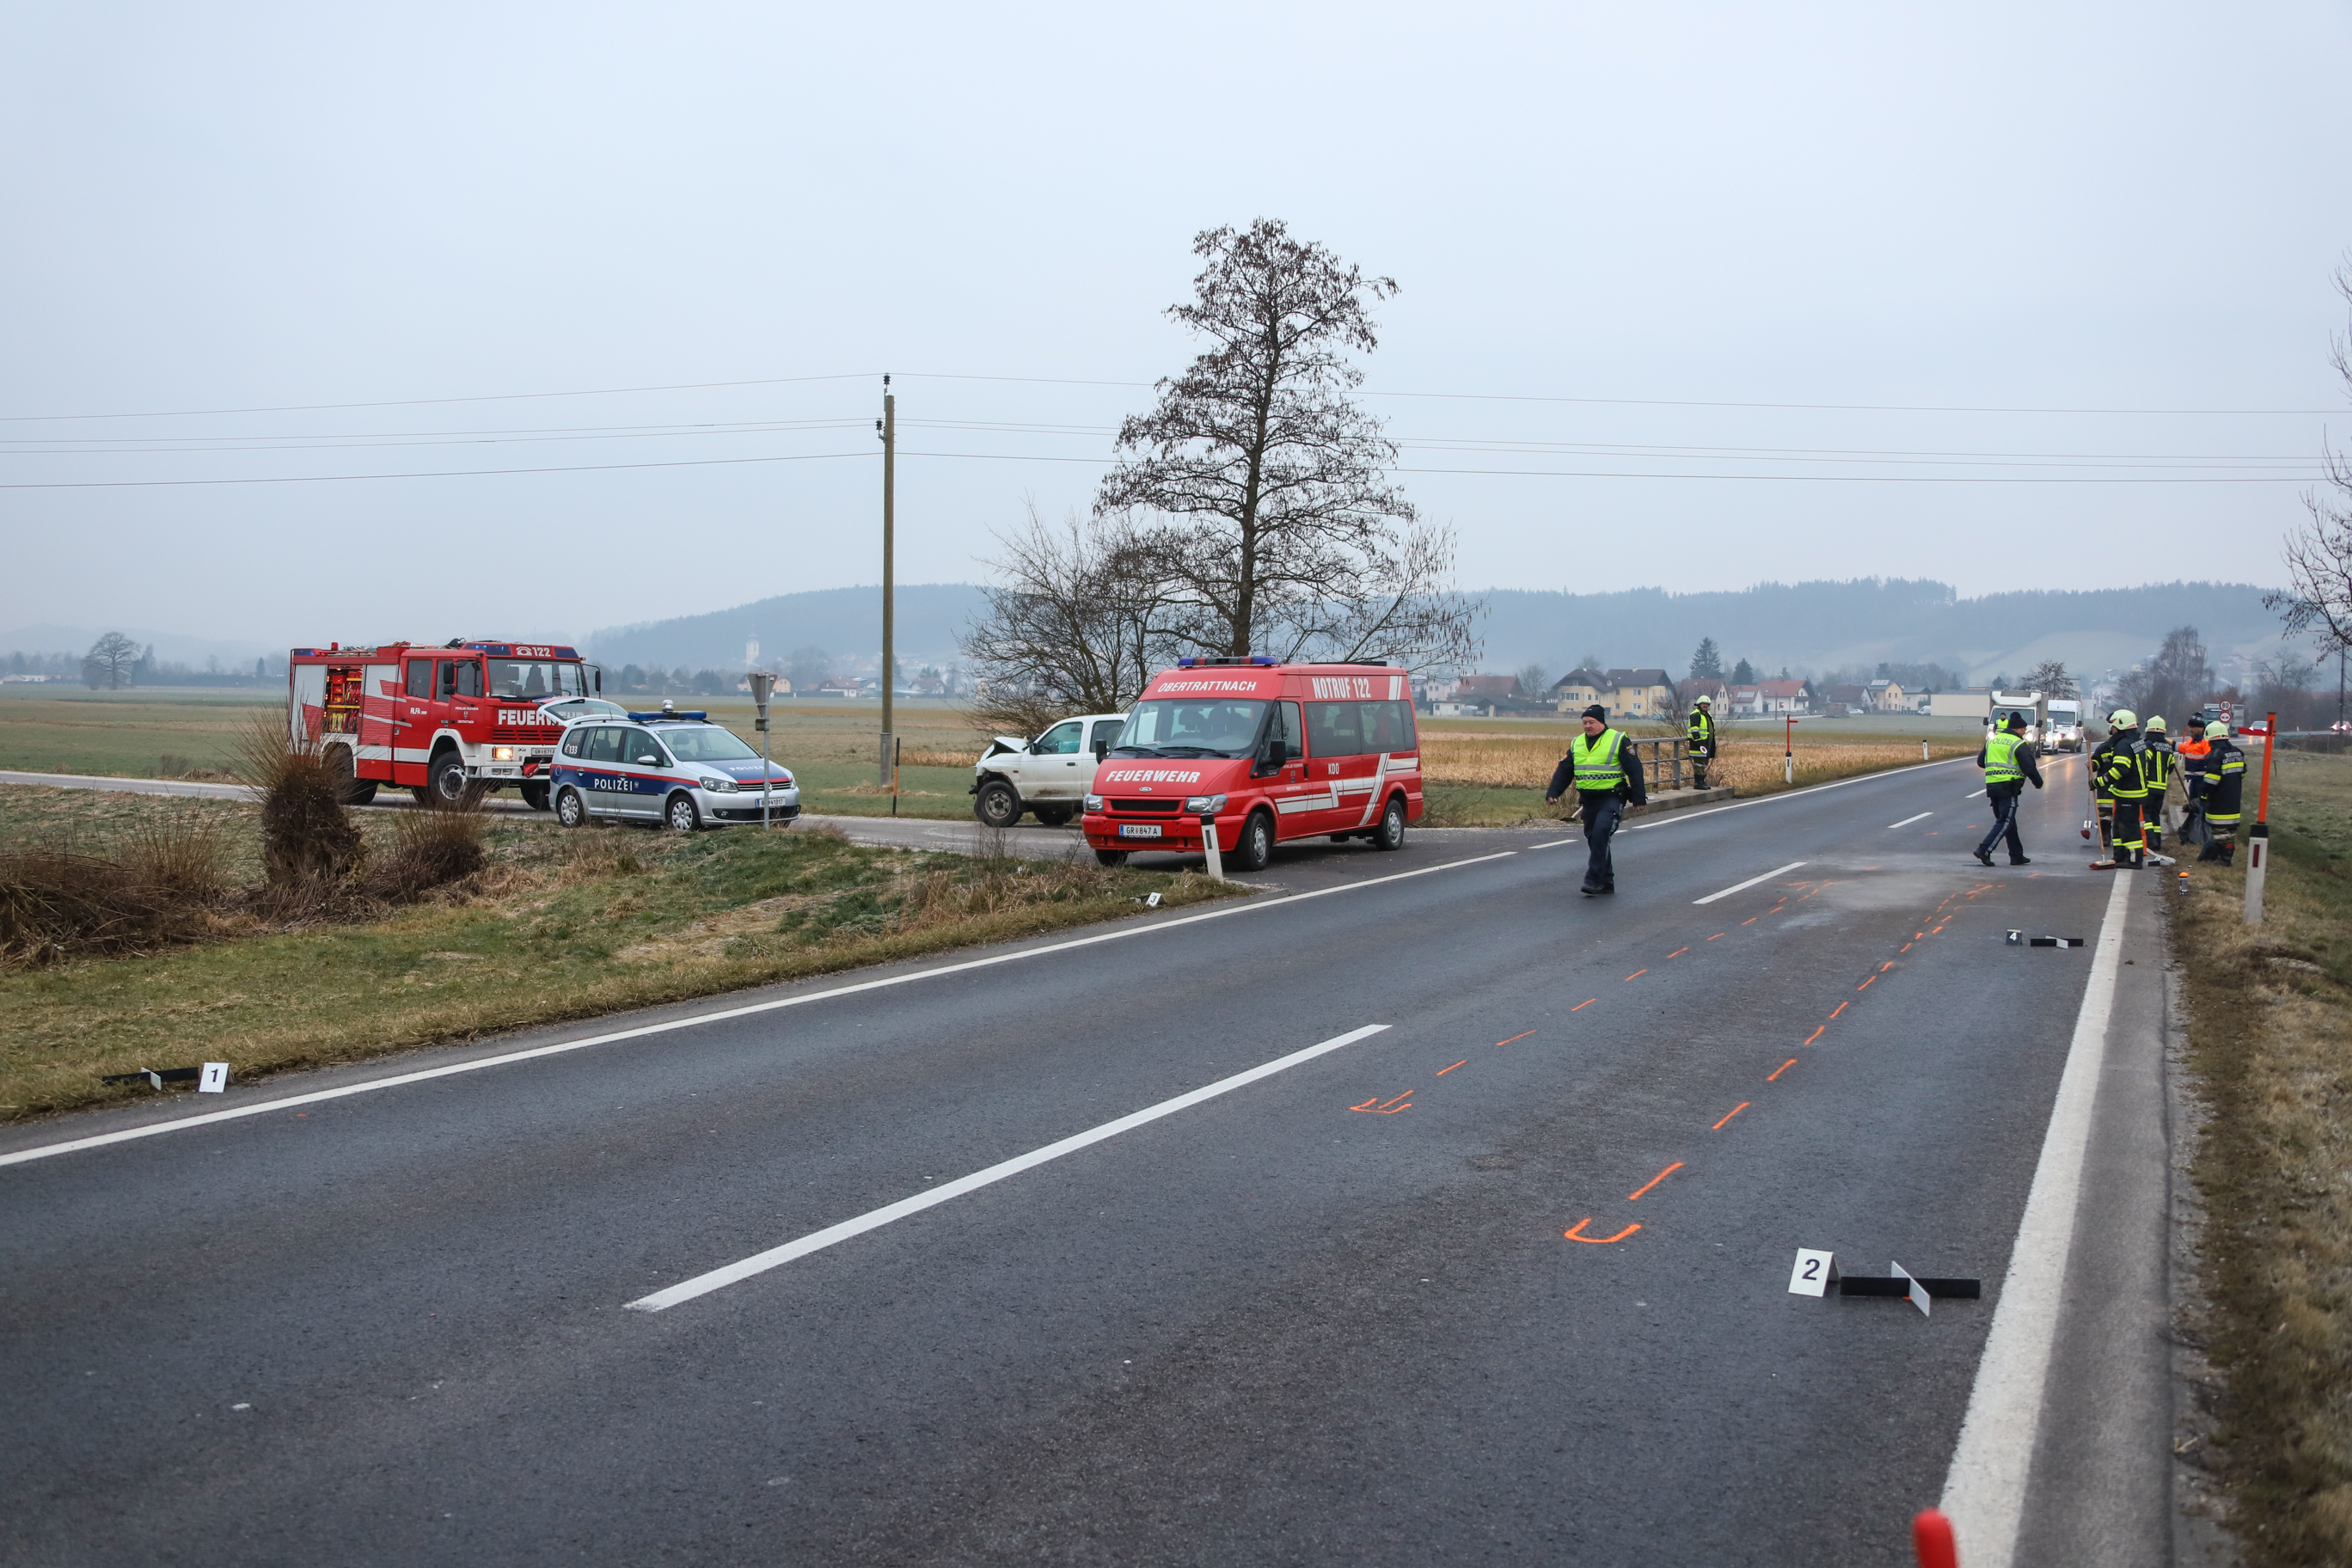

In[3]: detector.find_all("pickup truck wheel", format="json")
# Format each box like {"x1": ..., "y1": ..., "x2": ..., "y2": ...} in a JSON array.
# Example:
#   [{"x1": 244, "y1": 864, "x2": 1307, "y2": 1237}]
[
  {"x1": 1229, "y1": 809, "x2": 1275, "y2": 873},
  {"x1": 1373, "y1": 793, "x2": 1407, "y2": 851},
  {"x1": 1093, "y1": 848, "x2": 1129, "y2": 867},
  {"x1": 1032, "y1": 805, "x2": 1075, "y2": 827},
  {"x1": 555, "y1": 787, "x2": 589, "y2": 828},
  {"x1": 975, "y1": 779, "x2": 1021, "y2": 829}
]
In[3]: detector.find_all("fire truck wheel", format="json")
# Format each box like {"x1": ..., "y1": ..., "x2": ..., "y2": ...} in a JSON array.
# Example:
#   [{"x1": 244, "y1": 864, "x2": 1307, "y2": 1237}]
[
  {"x1": 430, "y1": 753, "x2": 482, "y2": 806},
  {"x1": 554, "y1": 787, "x2": 589, "y2": 828},
  {"x1": 1372, "y1": 793, "x2": 1407, "y2": 851},
  {"x1": 1230, "y1": 809, "x2": 1275, "y2": 873},
  {"x1": 410, "y1": 787, "x2": 432, "y2": 805},
  {"x1": 665, "y1": 792, "x2": 702, "y2": 832},
  {"x1": 325, "y1": 744, "x2": 370, "y2": 805},
  {"x1": 1093, "y1": 848, "x2": 1128, "y2": 867},
  {"x1": 345, "y1": 781, "x2": 377, "y2": 806},
  {"x1": 519, "y1": 781, "x2": 551, "y2": 812},
  {"x1": 974, "y1": 779, "x2": 1020, "y2": 829}
]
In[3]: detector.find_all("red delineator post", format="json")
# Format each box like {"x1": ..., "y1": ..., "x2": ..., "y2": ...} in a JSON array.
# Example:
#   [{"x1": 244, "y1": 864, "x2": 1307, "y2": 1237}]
[{"x1": 1913, "y1": 1508, "x2": 1959, "y2": 1568}]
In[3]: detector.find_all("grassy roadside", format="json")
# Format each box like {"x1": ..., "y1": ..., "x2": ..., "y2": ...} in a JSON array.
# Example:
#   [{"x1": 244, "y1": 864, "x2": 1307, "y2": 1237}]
[
  {"x1": 2171, "y1": 747, "x2": 2352, "y2": 1563},
  {"x1": 0, "y1": 785, "x2": 1239, "y2": 1124}
]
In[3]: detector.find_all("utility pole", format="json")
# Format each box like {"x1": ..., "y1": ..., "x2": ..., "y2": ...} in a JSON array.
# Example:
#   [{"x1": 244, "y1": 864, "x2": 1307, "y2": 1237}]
[{"x1": 877, "y1": 375, "x2": 895, "y2": 786}]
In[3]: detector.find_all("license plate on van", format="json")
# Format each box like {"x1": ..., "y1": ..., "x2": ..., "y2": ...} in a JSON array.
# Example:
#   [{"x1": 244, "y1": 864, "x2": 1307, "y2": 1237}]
[{"x1": 1118, "y1": 823, "x2": 1163, "y2": 839}]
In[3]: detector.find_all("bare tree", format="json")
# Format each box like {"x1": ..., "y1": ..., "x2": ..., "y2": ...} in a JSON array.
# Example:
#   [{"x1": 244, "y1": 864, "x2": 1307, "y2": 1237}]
[
  {"x1": 82, "y1": 631, "x2": 140, "y2": 690},
  {"x1": 1096, "y1": 219, "x2": 1479, "y2": 670},
  {"x1": 2112, "y1": 626, "x2": 2213, "y2": 720},
  {"x1": 2022, "y1": 659, "x2": 2078, "y2": 700},
  {"x1": 959, "y1": 504, "x2": 1182, "y2": 738},
  {"x1": 1516, "y1": 663, "x2": 1552, "y2": 703},
  {"x1": 2268, "y1": 260, "x2": 2352, "y2": 675}
]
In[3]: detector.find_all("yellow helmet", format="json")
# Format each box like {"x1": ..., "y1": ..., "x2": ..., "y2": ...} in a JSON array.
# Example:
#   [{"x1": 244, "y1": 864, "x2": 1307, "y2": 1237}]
[
  {"x1": 2108, "y1": 708, "x2": 2138, "y2": 728},
  {"x1": 2145, "y1": 715, "x2": 2166, "y2": 732}
]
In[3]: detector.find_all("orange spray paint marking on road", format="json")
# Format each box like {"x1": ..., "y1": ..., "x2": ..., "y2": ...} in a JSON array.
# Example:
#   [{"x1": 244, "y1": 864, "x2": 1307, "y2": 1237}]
[
  {"x1": 1350, "y1": 1093, "x2": 1415, "y2": 1114},
  {"x1": 1564, "y1": 1218, "x2": 1642, "y2": 1244},
  {"x1": 1667, "y1": 948, "x2": 1688, "y2": 959},
  {"x1": 1712, "y1": 1102, "x2": 1752, "y2": 1130},
  {"x1": 1901, "y1": 942, "x2": 1913, "y2": 952},
  {"x1": 1571, "y1": 998, "x2": 1596, "y2": 1012},
  {"x1": 1627, "y1": 1162, "x2": 1684, "y2": 1201},
  {"x1": 1494, "y1": 1030, "x2": 1537, "y2": 1048},
  {"x1": 1708, "y1": 933, "x2": 1724, "y2": 940},
  {"x1": 1767, "y1": 1058, "x2": 1797, "y2": 1081},
  {"x1": 1742, "y1": 917, "x2": 1759, "y2": 926},
  {"x1": 1932, "y1": 925, "x2": 1945, "y2": 934},
  {"x1": 1828, "y1": 1001, "x2": 1848, "y2": 1020},
  {"x1": 1802, "y1": 1026, "x2": 1825, "y2": 1046},
  {"x1": 1857, "y1": 976, "x2": 1876, "y2": 991},
  {"x1": 1880, "y1": 961, "x2": 1896, "y2": 972},
  {"x1": 1625, "y1": 970, "x2": 1648, "y2": 982},
  {"x1": 1435, "y1": 1059, "x2": 1468, "y2": 1076}
]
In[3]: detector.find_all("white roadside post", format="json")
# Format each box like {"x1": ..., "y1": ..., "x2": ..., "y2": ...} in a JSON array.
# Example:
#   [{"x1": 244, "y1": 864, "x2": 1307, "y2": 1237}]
[
  {"x1": 1200, "y1": 813, "x2": 1226, "y2": 881},
  {"x1": 1784, "y1": 714, "x2": 1798, "y2": 786},
  {"x1": 2244, "y1": 711, "x2": 2277, "y2": 927},
  {"x1": 747, "y1": 671, "x2": 777, "y2": 830}
]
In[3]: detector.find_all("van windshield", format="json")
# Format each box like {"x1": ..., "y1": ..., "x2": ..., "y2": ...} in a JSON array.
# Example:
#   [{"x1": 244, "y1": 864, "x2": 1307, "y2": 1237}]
[{"x1": 1112, "y1": 698, "x2": 1268, "y2": 757}]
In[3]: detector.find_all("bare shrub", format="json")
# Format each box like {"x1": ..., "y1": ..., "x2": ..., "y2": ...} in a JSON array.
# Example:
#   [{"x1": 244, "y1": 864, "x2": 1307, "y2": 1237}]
[
  {"x1": 116, "y1": 818, "x2": 229, "y2": 902},
  {"x1": 230, "y1": 710, "x2": 364, "y2": 885},
  {"x1": 0, "y1": 841, "x2": 217, "y2": 965},
  {"x1": 886, "y1": 855, "x2": 1117, "y2": 937},
  {"x1": 369, "y1": 798, "x2": 488, "y2": 901}
]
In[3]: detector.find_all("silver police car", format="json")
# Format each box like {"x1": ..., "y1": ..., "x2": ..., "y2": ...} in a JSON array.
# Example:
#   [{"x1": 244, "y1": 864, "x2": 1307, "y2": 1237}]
[{"x1": 550, "y1": 707, "x2": 800, "y2": 831}]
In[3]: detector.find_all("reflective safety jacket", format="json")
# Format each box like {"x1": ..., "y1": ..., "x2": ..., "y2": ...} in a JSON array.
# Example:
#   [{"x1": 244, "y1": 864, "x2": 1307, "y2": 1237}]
[
  {"x1": 1687, "y1": 707, "x2": 1717, "y2": 757},
  {"x1": 2141, "y1": 738, "x2": 2173, "y2": 794},
  {"x1": 1981, "y1": 731, "x2": 2026, "y2": 786},
  {"x1": 2196, "y1": 735, "x2": 2247, "y2": 824},
  {"x1": 2092, "y1": 732, "x2": 2150, "y2": 799},
  {"x1": 1547, "y1": 729, "x2": 1649, "y2": 805}
]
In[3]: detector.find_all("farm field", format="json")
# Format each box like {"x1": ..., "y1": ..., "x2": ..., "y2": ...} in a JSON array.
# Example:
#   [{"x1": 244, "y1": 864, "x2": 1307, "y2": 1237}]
[{"x1": 1, "y1": 689, "x2": 1989, "y2": 826}]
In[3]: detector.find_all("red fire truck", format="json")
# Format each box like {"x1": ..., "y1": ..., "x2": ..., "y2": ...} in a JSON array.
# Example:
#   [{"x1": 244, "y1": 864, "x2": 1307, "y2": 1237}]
[{"x1": 288, "y1": 640, "x2": 601, "y2": 808}]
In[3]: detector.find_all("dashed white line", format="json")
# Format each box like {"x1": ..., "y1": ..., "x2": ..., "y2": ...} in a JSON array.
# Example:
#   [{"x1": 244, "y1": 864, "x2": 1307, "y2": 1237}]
[
  {"x1": 1628, "y1": 756, "x2": 1970, "y2": 831},
  {"x1": 625, "y1": 1024, "x2": 1392, "y2": 1312},
  {"x1": 1692, "y1": 861, "x2": 1809, "y2": 905},
  {"x1": 1965, "y1": 788, "x2": 1986, "y2": 799},
  {"x1": 1888, "y1": 812, "x2": 1935, "y2": 829}
]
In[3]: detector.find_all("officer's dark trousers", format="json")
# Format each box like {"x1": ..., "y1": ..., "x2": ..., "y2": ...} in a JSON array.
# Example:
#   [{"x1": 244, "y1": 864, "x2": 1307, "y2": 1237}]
[
  {"x1": 1581, "y1": 794, "x2": 1623, "y2": 889},
  {"x1": 1977, "y1": 785, "x2": 2025, "y2": 861}
]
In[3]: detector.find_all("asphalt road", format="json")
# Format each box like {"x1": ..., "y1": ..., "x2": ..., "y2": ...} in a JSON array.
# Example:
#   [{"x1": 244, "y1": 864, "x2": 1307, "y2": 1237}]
[{"x1": 0, "y1": 755, "x2": 2181, "y2": 1566}]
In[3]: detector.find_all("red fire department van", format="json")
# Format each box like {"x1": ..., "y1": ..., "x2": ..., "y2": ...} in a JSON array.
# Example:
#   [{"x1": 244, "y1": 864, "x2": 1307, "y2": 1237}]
[
  {"x1": 1081, "y1": 658, "x2": 1424, "y2": 871},
  {"x1": 288, "y1": 640, "x2": 598, "y2": 807}
]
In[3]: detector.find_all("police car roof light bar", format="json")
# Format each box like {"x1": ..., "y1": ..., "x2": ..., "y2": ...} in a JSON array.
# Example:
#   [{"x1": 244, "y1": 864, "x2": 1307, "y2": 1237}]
[{"x1": 628, "y1": 711, "x2": 707, "y2": 722}]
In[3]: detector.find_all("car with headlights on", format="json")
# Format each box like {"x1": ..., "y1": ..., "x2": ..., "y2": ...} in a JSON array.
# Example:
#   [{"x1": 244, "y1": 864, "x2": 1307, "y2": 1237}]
[{"x1": 550, "y1": 708, "x2": 799, "y2": 831}]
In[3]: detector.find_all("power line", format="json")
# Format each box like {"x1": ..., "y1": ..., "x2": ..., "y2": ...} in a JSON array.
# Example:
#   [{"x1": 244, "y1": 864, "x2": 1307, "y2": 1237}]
[{"x1": 0, "y1": 372, "x2": 879, "y2": 424}]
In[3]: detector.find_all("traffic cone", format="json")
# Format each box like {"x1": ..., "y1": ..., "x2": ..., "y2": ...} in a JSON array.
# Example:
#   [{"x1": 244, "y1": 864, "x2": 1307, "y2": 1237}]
[{"x1": 1913, "y1": 1508, "x2": 1959, "y2": 1568}]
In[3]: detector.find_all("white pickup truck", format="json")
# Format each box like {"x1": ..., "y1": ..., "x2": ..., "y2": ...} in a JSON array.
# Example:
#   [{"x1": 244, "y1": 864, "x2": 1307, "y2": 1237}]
[{"x1": 971, "y1": 712, "x2": 1127, "y2": 828}]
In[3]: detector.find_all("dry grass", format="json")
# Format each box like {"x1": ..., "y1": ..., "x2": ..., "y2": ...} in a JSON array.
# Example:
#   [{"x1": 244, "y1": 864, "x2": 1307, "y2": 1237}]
[
  {"x1": 367, "y1": 799, "x2": 488, "y2": 900},
  {"x1": 2174, "y1": 747, "x2": 2352, "y2": 1563},
  {"x1": 1416, "y1": 733, "x2": 1975, "y2": 791}
]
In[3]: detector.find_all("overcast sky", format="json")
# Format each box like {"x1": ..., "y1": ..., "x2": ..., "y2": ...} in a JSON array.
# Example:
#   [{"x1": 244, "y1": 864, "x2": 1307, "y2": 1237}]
[{"x1": 4, "y1": 3, "x2": 2348, "y2": 655}]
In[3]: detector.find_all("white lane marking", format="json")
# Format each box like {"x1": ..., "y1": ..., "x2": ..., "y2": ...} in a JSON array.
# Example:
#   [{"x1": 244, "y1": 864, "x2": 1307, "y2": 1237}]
[
  {"x1": 1627, "y1": 756, "x2": 1969, "y2": 831},
  {"x1": 626, "y1": 1024, "x2": 1392, "y2": 1312},
  {"x1": 1528, "y1": 838, "x2": 1577, "y2": 849},
  {"x1": 1939, "y1": 868, "x2": 2131, "y2": 1566},
  {"x1": 1888, "y1": 812, "x2": 1935, "y2": 829},
  {"x1": 1965, "y1": 788, "x2": 1986, "y2": 799},
  {"x1": 0, "y1": 854, "x2": 1514, "y2": 1171},
  {"x1": 1692, "y1": 861, "x2": 1808, "y2": 905}
]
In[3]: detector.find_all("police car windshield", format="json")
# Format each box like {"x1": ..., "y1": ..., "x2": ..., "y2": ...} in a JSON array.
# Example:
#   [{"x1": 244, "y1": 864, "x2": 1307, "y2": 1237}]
[
  {"x1": 658, "y1": 725, "x2": 758, "y2": 763},
  {"x1": 488, "y1": 660, "x2": 588, "y2": 700},
  {"x1": 1112, "y1": 699, "x2": 1267, "y2": 757}
]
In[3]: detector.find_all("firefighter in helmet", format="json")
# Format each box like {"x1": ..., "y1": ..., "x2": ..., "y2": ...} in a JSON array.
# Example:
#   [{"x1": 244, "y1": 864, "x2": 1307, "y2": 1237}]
[{"x1": 1687, "y1": 693, "x2": 1718, "y2": 790}]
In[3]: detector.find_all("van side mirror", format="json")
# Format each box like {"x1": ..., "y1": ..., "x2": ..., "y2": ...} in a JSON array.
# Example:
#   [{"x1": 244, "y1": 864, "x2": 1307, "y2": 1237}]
[{"x1": 1259, "y1": 738, "x2": 1289, "y2": 774}]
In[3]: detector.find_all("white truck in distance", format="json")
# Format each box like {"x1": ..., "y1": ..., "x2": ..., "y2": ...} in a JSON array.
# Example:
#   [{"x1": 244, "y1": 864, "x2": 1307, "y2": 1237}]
[
  {"x1": 971, "y1": 712, "x2": 1128, "y2": 828},
  {"x1": 1987, "y1": 689, "x2": 2080, "y2": 750}
]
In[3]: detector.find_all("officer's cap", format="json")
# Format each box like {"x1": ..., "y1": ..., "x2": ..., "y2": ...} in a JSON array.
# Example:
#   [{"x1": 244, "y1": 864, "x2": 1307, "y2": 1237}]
[
  {"x1": 1581, "y1": 704, "x2": 1608, "y2": 722},
  {"x1": 2005, "y1": 713, "x2": 2029, "y2": 730}
]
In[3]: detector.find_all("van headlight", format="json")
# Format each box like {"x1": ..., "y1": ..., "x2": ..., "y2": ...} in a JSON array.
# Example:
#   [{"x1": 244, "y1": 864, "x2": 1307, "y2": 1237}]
[
  {"x1": 1184, "y1": 793, "x2": 1228, "y2": 814},
  {"x1": 1083, "y1": 793, "x2": 1104, "y2": 812},
  {"x1": 700, "y1": 776, "x2": 736, "y2": 793}
]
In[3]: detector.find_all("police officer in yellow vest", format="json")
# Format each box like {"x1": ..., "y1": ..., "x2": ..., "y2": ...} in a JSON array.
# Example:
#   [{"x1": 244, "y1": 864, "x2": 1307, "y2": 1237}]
[
  {"x1": 1972, "y1": 711, "x2": 2044, "y2": 866},
  {"x1": 1687, "y1": 694, "x2": 1718, "y2": 789},
  {"x1": 1547, "y1": 704, "x2": 1648, "y2": 896}
]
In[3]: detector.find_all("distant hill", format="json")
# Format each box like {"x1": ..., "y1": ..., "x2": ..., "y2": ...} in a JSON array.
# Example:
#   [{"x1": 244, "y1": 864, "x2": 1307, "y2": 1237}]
[
  {"x1": 584, "y1": 578, "x2": 2287, "y2": 685},
  {"x1": 585, "y1": 585, "x2": 987, "y2": 675}
]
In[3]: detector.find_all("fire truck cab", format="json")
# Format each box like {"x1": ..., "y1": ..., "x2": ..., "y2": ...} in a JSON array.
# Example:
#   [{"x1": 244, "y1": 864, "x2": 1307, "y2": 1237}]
[
  {"x1": 288, "y1": 640, "x2": 597, "y2": 808},
  {"x1": 1081, "y1": 658, "x2": 1423, "y2": 872}
]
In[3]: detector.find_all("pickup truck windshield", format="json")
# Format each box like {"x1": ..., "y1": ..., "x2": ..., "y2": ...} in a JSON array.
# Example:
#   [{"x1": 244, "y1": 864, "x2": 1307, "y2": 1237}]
[
  {"x1": 1113, "y1": 698, "x2": 1268, "y2": 757},
  {"x1": 661, "y1": 726, "x2": 759, "y2": 762}
]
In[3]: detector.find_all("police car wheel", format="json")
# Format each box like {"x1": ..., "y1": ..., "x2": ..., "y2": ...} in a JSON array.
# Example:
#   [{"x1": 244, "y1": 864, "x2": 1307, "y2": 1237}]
[
  {"x1": 665, "y1": 793, "x2": 701, "y2": 831},
  {"x1": 1230, "y1": 809, "x2": 1274, "y2": 873},
  {"x1": 555, "y1": 787, "x2": 588, "y2": 829},
  {"x1": 1373, "y1": 793, "x2": 1406, "y2": 851}
]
